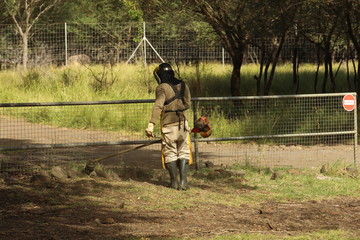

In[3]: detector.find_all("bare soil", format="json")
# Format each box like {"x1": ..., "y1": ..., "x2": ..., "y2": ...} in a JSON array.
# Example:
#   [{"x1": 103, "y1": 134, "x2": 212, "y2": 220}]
[
  {"x1": 1, "y1": 175, "x2": 360, "y2": 240},
  {"x1": 1, "y1": 117, "x2": 360, "y2": 239}
]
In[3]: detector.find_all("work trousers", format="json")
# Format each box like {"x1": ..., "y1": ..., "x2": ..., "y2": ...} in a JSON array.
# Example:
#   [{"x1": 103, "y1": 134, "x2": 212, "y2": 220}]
[{"x1": 161, "y1": 121, "x2": 190, "y2": 163}]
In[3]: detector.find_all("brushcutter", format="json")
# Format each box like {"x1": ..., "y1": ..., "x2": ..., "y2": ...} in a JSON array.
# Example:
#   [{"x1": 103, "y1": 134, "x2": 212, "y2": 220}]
[{"x1": 83, "y1": 139, "x2": 161, "y2": 175}]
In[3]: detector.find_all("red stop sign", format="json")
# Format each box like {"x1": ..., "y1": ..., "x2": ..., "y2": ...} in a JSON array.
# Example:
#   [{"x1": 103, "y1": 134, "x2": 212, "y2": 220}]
[{"x1": 342, "y1": 94, "x2": 356, "y2": 111}]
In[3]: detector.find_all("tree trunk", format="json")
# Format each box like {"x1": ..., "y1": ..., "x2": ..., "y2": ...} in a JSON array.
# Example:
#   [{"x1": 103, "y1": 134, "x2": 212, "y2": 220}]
[
  {"x1": 255, "y1": 45, "x2": 265, "y2": 96},
  {"x1": 357, "y1": 59, "x2": 360, "y2": 101},
  {"x1": 352, "y1": 58, "x2": 358, "y2": 89},
  {"x1": 230, "y1": 51, "x2": 244, "y2": 96},
  {"x1": 22, "y1": 32, "x2": 28, "y2": 70},
  {"x1": 314, "y1": 44, "x2": 322, "y2": 93},
  {"x1": 263, "y1": 60, "x2": 271, "y2": 95},
  {"x1": 321, "y1": 37, "x2": 336, "y2": 93},
  {"x1": 346, "y1": 54, "x2": 351, "y2": 91},
  {"x1": 322, "y1": 42, "x2": 333, "y2": 93},
  {"x1": 328, "y1": 52, "x2": 336, "y2": 93},
  {"x1": 293, "y1": 33, "x2": 300, "y2": 93},
  {"x1": 230, "y1": 56, "x2": 241, "y2": 96},
  {"x1": 322, "y1": 58, "x2": 329, "y2": 93},
  {"x1": 264, "y1": 33, "x2": 286, "y2": 96}
]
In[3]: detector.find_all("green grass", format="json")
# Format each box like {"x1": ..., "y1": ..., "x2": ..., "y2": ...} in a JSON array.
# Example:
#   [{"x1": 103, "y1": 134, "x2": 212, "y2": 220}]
[
  {"x1": 94, "y1": 162, "x2": 360, "y2": 212},
  {"x1": 0, "y1": 62, "x2": 356, "y2": 102},
  {"x1": 192, "y1": 164, "x2": 360, "y2": 203},
  {"x1": 0, "y1": 62, "x2": 356, "y2": 140},
  {"x1": 85, "y1": 162, "x2": 360, "y2": 239},
  {"x1": 60, "y1": 160, "x2": 360, "y2": 212},
  {"x1": 0, "y1": 63, "x2": 157, "y2": 103},
  {"x1": 196, "y1": 230, "x2": 359, "y2": 240}
]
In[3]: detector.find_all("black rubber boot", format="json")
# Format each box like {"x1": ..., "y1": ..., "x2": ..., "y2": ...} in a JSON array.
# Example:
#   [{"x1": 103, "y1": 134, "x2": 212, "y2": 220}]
[
  {"x1": 178, "y1": 159, "x2": 189, "y2": 190},
  {"x1": 165, "y1": 161, "x2": 179, "y2": 189}
]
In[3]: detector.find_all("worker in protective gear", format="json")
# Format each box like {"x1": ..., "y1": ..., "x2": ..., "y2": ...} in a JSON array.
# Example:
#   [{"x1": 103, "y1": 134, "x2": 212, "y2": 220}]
[{"x1": 145, "y1": 62, "x2": 192, "y2": 190}]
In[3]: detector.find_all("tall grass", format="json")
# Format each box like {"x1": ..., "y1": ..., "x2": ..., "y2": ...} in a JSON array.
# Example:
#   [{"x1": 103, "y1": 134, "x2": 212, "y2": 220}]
[
  {"x1": 0, "y1": 62, "x2": 356, "y2": 101},
  {"x1": 0, "y1": 62, "x2": 356, "y2": 136},
  {"x1": 0, "y1": 64, "x2": 157, "y2": 103}
]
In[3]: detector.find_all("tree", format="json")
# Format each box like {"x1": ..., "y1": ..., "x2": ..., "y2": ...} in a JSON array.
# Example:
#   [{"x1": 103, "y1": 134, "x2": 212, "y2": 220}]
[
  {"x1": 0, "y1": 1, "x2": 12, "y2": 23},
  {"x1": 164, "y1": 0, "x2": 301, "y2": 96},
  {"x1": 61, "y1": 0, "x2": 144, "y2": 64},
  {"x1": 68, "y1": 0, "x2": 143, "y2": 24},
  {"x1": 299, "y1": 0, "x2": 345, "y2": 93},
  {"x1": 178, "y1": 0, "x2": 254, "y2": 96},
  {"x1": 344, "y1": 0, "x2": 360, "y2": 99},
  {"x1": 3, "y1": 0, "x2": 62, "y2": 69},
  {"x1": 250, "y1": 0, "x2": 300, "y2": 95}
]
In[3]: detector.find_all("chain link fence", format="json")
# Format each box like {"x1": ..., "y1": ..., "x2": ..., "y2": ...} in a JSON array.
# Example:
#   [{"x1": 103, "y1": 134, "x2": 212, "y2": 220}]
[
  {"x1": 0, "y1": 93, "x2": 357, "y2": 176},
  {"x1": 0, "y1": 22, "x2": 351, "y2": 69}
]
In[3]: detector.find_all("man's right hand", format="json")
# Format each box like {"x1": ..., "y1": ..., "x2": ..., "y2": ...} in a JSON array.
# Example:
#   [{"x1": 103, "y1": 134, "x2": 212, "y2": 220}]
[{"x1": 145, "y1": 122, "x2": 155, "y2": 138}]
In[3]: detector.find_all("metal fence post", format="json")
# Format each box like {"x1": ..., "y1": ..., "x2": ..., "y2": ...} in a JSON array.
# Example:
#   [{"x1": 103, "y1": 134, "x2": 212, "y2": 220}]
[
  {"x1": 192, "y1": 99, "x2": 200, "y2": 170},
  {"x1": 64, "y1": 22, "x2": 68, "y2": 66},
  {"x1": 222, "y1": 48, "x2": 225, "y2": 67},
  {"x1": 143, "y1": 22, "x2": 147, "y2": 66}
]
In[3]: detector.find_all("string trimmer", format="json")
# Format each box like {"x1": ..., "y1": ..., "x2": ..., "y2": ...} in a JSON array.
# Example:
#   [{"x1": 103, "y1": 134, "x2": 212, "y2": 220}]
[{"x1": 83, "y1": 139, "x2": 161, "y2": 175}]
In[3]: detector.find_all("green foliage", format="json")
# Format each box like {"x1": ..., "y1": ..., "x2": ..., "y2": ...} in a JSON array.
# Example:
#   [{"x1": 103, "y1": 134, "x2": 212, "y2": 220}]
[
  {"x1": 21, "y1": 70, "x2": 42, "y2": 89},
  {"x1": 66, "y1": 0, "x2": 143, "y2": 24}
]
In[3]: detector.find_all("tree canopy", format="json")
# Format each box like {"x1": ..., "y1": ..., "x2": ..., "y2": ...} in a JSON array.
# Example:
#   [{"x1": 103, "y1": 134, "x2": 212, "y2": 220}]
[{"x1": 1, "y1": 0, "x2": 360, "y2": 96}]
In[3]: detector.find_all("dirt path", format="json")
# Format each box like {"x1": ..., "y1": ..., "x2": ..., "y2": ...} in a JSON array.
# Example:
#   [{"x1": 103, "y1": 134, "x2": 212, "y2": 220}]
[{"x1": 0, "y1": 115, "x2": 356, "y2": 175}]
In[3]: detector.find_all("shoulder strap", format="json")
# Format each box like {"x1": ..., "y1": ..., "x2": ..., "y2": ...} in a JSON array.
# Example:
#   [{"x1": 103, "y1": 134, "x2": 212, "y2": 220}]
[{"x1": 164, "y1": 81, "x2": 185, "y2": 105}]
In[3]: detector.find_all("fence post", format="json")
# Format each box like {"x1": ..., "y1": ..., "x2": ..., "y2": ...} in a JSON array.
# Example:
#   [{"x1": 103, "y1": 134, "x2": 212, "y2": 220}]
[
  {"x1": 143, "y1": 22, "x2": 147, "y2": 66},
  {"x1": 126, "y1": 22, "x2": 164, "y2": 65},
  {"x1": 64, "y1": 22, "x2": 68, "y2": 66},
  {"x1": 222, "y1": 47, "x2": 225, "y2": 67},
  {"x1": 192, "y1": 99, "x2": 200, "y2": 170}
]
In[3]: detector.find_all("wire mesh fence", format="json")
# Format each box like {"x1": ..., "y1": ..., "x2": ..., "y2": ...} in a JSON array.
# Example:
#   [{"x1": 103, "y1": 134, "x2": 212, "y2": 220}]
[
  {"x1": 0, "y1": 100, "x2": 157, "y2": 175},
  {"x1": 0, "y1": 22, "x2": 353, "y2": 69},
  {"x1": 0, "y1": 93, "x2": 357, "y2": 176},
  {"x1": 193, "y1": 94, "x2": 357, "y2": 168}
]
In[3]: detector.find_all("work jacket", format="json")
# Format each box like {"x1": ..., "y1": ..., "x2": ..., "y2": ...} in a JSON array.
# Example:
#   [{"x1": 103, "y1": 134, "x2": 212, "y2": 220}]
[{"x1": 150, "y1": 81, "x2": 191, "y2": 127}]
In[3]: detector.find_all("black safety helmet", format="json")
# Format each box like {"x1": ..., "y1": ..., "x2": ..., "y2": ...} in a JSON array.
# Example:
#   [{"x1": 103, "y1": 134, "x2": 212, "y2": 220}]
[{"x1": 153, "y1": 63, "x2": 175, "y2": 84}]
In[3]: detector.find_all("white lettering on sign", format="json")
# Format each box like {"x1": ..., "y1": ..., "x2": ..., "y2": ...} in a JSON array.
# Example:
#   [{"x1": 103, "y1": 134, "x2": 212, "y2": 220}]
[{"x1": 344, "y1": 100, "x2": 355, "y2": 105}]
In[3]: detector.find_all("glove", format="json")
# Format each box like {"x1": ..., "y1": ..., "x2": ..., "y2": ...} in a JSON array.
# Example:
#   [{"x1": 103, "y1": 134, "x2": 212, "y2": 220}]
[{"x1": 145, "y1": 122, "x2": 155, "y2": 138}]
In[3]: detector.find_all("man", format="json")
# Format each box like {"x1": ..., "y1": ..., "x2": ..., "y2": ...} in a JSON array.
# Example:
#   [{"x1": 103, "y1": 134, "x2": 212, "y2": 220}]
[{"x1": 145, "y1": 62, "x2": 192, "y2": 190}]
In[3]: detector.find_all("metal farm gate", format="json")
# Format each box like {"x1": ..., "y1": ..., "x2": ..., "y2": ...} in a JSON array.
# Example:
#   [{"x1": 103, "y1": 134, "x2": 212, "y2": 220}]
[{"x1": 0, "y1": 93, "x2": 357, "y2": 175}]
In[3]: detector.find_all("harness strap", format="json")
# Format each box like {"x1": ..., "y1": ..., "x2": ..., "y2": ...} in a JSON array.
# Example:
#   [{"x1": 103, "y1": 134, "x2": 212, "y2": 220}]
[
  {"x1": 164, "y1": 109, "x2": 186, "y2": 130},
  {"x1": 163, "y1": 81, "x2": 187, "y2": 130},
  {"x1": 164, "y1": 81, "x2": 185, "y2": 106}
]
